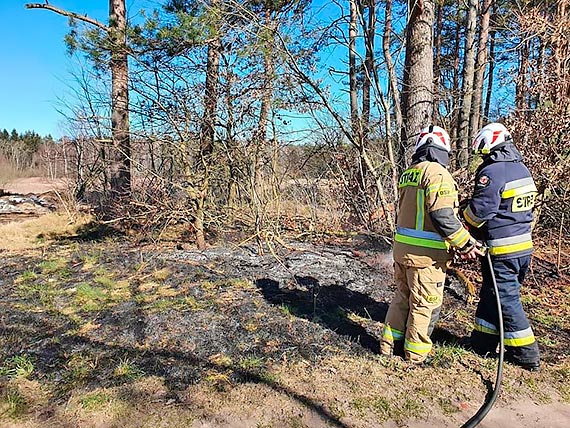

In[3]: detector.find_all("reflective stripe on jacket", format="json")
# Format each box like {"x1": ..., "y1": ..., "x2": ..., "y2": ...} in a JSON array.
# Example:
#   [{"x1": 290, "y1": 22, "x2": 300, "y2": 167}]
[
  {"x1": 393, "y1": 161, "x2": 469, "y2": 267},
  {"x1": 463, "y1": 144, "x2": 535, "y2": 259}
]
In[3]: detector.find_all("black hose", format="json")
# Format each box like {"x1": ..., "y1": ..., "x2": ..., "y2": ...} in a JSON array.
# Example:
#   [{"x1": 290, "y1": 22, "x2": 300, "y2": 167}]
[{"x1": 461, "y1": 251, "x2": 504, "y2": 428}]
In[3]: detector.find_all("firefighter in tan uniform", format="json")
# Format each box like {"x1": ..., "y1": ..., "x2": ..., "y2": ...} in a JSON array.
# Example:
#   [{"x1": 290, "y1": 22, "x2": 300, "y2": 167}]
[{"x1": 380, "y1": 125, "x2": 483, "y2": 363}]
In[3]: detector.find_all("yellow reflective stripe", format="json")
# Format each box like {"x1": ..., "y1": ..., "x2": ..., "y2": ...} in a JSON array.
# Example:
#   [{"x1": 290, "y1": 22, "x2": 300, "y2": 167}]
[
  {"x1": 464, "y1": 206, "x2": 485, "y2": 228},
  {"x1": 489, "y1": 241, "x2": 533, "y2": 256},
  {"x1": 502, "y1": 184, "x2": 537, "y2": 199},
  {"x1": 474, "y1": 324, "x2": 499, "y2": 335},
  {"x1": 447, "y1": 227, "x2": 470, "y2": 248},
  {"x1": 404, "y1": 340, "x2": 432, "y2": 354},
  {"x1": 383, "y1": 325, "x2": 404, "y2": 341},
  {"x1": 395, "y1": 233, "x2": 448, "y2": 250},
  {"x1": 504, "y1": 336, "x2": 536, "y2": 347},
  {"x1": 425, "y1": 182, "x2": 455, "y2": 196},
  {"x1": 416, "y1": 189, "x2": 425, "y2": 230}
]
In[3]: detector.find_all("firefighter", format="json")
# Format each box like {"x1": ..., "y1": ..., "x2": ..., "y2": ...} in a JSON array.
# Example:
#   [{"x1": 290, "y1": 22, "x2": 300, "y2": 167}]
[
  {"x1": 463, "y1": 122, "x2": 540, "y2": 371},
  {"x1": 380, "y1": 125, "x2": 483, "y2": 364}
]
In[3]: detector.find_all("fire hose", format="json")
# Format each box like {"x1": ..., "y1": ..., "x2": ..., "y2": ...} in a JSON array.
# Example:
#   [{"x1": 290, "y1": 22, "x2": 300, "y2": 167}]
[{"x1": 461, "y1": 249, "x2": 504, "y2": 428}]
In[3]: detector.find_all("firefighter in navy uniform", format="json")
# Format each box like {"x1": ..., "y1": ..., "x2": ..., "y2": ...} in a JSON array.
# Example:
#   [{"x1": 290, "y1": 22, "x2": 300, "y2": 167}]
[
  {"x1": 463, "y1": 123, "x2": 541, "y2": 371},
  {"x1": 380, "y1": 125, "x2": 483, "y2": 364}
]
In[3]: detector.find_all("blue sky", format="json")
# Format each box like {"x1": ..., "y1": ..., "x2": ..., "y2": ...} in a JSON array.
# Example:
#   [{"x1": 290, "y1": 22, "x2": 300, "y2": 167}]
[
  {"x1": 0, "y1": 0, "x2": 346, "y2": 141},
  {"x1": 0, "y1": 1, "x2": 154, "y2": 139}
]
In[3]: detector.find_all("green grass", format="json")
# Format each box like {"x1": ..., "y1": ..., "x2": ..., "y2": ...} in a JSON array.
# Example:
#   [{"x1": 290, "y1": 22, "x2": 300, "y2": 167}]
[
  {"x1": 78, "y1": 391, "x2": 112, "y2": 411},
  {"x1": 431, "y1": 342, "x2": 467, "y2": 367},
  {"x1": 438, "y1": 397, "x2": 459, "y2": 415},
  {"x1": 15, "y1": 270, "x2": 38, "y2": 283},
  {"x1": 0, "y1": 354, "x2": 35, "y2": 379},
  {"x1": 239, "y1": 356, "x2": 265, "y2": 371},
  {"x1": 351, "y1": 395, "x2": 391, "y2": 420},
  {"x1": 94, "y1": 274, "x2": 117, "y2": 288},
  {"x1": 1, "y1": 388, "x2": 28, "y2": 418},
  {"x1": 16, "y1": 280, "x2": 58, "y2": 309},
  {"x1": 81, "y1": 251, "x2": 101, "y2": 270},
  {"x1": 75, "y1": 283, "x2": 108, "y2": 311},
  {"x1": 38, "y1": 258, "x2": 70, "y2": 277},
  {"x1": 113, "y1": 359, "x2": 144, "y2": 380}
]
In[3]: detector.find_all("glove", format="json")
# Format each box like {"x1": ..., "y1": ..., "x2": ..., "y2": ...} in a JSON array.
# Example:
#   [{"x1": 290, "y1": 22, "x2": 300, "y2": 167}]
[{"x1": 457, "y1": 237, "x2": 486, "y2": 255}]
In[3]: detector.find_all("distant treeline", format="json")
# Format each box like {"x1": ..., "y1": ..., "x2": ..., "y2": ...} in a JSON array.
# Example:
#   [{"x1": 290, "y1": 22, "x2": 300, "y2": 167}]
[{"x1": 0, "y1": 128, "x2": 57, "y2": 177}]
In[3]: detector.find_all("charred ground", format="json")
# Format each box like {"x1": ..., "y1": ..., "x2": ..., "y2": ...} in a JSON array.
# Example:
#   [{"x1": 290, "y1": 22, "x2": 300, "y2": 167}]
[{"x1": 0, "y1": 227, "x2": 569, "y2": 427}]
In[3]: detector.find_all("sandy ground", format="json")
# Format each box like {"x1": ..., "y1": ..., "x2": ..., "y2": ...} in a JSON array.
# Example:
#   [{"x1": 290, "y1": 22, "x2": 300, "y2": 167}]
[
  {"x1": 2, "y1": 176, "x2": 68, "y2": 195},
  {"x1": 474, "y1": 401, "x2": 570, "y2": 428}
]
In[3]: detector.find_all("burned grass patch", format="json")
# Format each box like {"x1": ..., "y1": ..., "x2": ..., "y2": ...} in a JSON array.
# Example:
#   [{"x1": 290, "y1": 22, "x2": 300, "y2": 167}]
[
  {"x1": 1, "y1": 235, "x2": 569, "y2": 427},
  {"x1": 255, "y1": 277, "x2": 387, "y2": 354}
]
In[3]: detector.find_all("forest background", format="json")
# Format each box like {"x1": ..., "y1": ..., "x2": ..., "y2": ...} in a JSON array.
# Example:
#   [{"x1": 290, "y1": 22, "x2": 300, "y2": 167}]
[{"x1": 2, "y1": 0, "x2": 569, "y2": 247}]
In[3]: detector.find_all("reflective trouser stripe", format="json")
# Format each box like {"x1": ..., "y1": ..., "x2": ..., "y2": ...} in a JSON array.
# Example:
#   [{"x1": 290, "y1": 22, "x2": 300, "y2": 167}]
[
  {"x1": 504, "y1": 327, "x2": 536, "y2": 347},
  {"x1": 404, "y1": 339, "x2": 432, "y2": 354},
  {"x1": 474, "y1": 319, "x2": 536, "y2": 347},
  {"x1": 382, "y1": 325, "x2": 404, "y2": 341}
]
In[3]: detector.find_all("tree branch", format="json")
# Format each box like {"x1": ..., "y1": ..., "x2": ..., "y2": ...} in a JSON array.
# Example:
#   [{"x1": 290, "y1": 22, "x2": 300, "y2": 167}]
[{"x1": 25, "y1": 3, "x2": 109, "y2": 32}]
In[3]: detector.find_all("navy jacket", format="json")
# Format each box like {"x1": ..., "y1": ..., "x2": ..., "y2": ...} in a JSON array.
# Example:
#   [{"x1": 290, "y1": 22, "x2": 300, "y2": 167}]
[{"x1": 463, "y1": 144, "x2": 536, "y2": 259}]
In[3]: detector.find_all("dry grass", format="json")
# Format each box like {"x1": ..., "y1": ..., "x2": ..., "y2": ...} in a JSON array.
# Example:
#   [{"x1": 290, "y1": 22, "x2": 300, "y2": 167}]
[{"x1": 0, "y1": 212, "x2": 93, "y2": 251}]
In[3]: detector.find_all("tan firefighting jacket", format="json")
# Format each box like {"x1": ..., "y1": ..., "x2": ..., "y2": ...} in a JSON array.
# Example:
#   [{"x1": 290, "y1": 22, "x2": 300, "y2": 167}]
[{"x1": 393, "y1": 161, "x2": 470, "y2": 267}]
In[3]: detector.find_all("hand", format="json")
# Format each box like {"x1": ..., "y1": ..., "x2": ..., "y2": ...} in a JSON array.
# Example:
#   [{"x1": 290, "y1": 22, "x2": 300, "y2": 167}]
[
  {"x1": 457, "y1": 237, "x2": 486, "y2": 260},
  {"x1": 460, "y1": 245, "x2": 485, "y2": 260}
]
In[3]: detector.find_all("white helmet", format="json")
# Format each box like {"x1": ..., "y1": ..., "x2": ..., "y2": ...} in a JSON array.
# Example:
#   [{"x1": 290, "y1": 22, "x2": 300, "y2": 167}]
[
  {"x1": 472, "y1": 123, "x2": 512, "y2": 155},
  {"x1": 414, "y1": 125, "x2": 451, "y2": 153}
]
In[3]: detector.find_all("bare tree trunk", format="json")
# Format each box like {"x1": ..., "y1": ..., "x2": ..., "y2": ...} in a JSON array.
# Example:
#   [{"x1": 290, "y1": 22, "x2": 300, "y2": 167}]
[
  {"x1": 469, "y1": 0, "x2": 492, "y2": 136},
  {"x1": 252, "y1": 9, "x2": 276, "y2": 244},
  {"x1": 450, "y1": 4, "x2": 462, "y2": 146},
  {"x1": 382, "y1": 0, "x2": 401, "y2": 196},
  {"x1": 109, "y1": 0, "x2": 131, "y2": 197},
  {"x1": 456, "y1": 0, "x2": 478, "y2": 168},
  {"x1": 483, "y1": 14, "x2": 496, "y2": 121},
  {"x1": 516, "y1": 38, "x2": 530, "y2": 113},
  {"x1": 349, "y1": 0, "x2": 360, "y2": 142},
  {"x1": 400, "y1": 0, "x2": 435, "y2": 167},
  {"x1": 194, "y1": 0, "x2": 222, "y2": 250},
  {"x1": 362, "y1": 0, "x2": 375, "y2": 146},
  {"x1": 434, "y1": 0, "x2": 443, "y2": 124},
  {"x1": 26, "y1": 1, "x2": 132, "y2": 199}
]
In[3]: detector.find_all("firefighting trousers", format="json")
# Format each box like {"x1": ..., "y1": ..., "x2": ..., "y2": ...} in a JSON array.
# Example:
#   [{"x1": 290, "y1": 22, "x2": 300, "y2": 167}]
[
  {"x1": 380, "y1": 261, "x2": 446, "y2": 363},
  {"x1": 470, "y1": 255, "x2": 540, "y2": 365}
]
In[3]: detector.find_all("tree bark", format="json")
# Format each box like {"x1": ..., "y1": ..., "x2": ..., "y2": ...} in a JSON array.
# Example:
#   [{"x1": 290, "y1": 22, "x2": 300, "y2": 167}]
[
  {"x1": 109, "y1": 0, "x2": 131, "y2": 197},
  {"x1": 456, "y1": 0, "x2": 478, "y2": 168},
  {"x1": 483, "y1": 14, "x2": 496, "y2": 121},
  {"x1": 382, "y1": 0, "x2": 401, "y2": 195},
  {"x1": 400, "y1": 0, "x2": 435, "y2": 168},
  {"x1": 26, "y1": 0, "x2": 132, "y2": 198},
  {"x1": 362, "y1": 0, "x2": 375, "y2": 146},
  {"x1": 194, "y1": 0, "x2": 222, "y2": 250},
  {"x1": 434, "y1": 0, "x2": 443, "y2": 124},
  {"x1": 450, "y1": 4, "x2": 462, "y2": 145},
  {"x1": 469, "y1": 0, "x2": 492, "y2": 136},
  {"x1": 349, "y1": 0, "x2": 360, "y2": 143}
]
